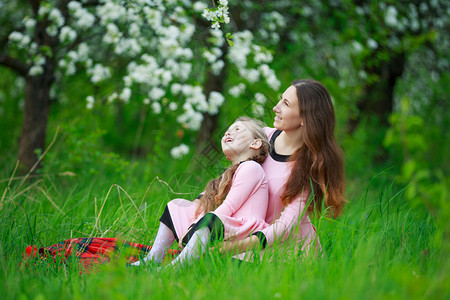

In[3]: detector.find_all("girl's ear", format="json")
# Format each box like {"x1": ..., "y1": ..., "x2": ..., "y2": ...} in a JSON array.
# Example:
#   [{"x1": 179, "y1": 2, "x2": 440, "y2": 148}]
[{"x1": 249, "y1": 139, "x2": 262, "y2": 150}]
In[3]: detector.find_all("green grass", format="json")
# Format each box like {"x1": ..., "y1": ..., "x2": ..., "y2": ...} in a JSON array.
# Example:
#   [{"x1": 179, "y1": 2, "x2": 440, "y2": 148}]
[{"x1": 0, "y1": 161, "x2": 448, "y2": 300}]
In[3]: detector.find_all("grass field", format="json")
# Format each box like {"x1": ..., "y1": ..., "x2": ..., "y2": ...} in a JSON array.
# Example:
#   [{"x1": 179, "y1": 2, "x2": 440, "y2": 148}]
[{"x1": 0, "y1": 160, "x2": 448, "y2": 300}]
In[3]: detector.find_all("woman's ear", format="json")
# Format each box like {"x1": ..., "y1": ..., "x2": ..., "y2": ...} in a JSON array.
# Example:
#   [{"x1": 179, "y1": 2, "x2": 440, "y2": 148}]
[{"x1": 249, "y1": 139, "x2": 262, "y2": 150}]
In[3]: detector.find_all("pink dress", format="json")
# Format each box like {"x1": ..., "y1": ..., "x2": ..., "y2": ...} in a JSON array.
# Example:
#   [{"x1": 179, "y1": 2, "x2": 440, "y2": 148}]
[
  {"x1": 167, "y1": 160, "x2": 269, "y2": 241},
  {"x1": 256, "y1": 127, "x2": 321, "y2": 253}
]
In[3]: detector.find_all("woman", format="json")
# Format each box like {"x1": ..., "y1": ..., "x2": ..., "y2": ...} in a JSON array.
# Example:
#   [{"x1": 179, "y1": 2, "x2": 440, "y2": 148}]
[
  {"x1": 173, "y1": 79, "x2": 345, "y2": 263},
  {"x1": 132, "y1": 117, "x2": 271, "y2": 266}
]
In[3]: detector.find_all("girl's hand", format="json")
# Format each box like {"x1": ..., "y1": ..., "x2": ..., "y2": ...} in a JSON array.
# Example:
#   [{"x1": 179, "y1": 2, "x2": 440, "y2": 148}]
[{"x1": 177, "y1": 232, "x2": 186, "y2": 249}]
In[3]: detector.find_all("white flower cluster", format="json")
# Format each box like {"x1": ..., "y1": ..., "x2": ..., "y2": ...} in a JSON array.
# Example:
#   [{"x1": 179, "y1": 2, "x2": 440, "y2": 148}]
[
  {"x1": 229, "y1": 83, "x2": 245, "y2": 97},
  {"x1": 208, "y1": 91, "x2": 225, "y2": 115},
  {"x1": 170, "y1": 144, "x2": 189, "y2": 159},
  {"x1": 59, "y1": 26, "x2": 77, "y2": 43},
  {"x1": 171, "y1": 84, "x2": 209, "y2": 130},
  {"x1": 193, "y1": 1, "x2": 207, "y2": 12},
  {"x1": 228, "y1": 30, "x2": 253, "y2": 68},
  {"x1": 264, "y1": 11, "x2": 286, "y2": 31},
  {"x1": 59, "y1": 43, "x2": 91, "y2": 75},
  {"x1": 8, "y1": 31, "x2": 31, "y2": 49},
  {"x1": 38, "y1": 4, "x2": 65, "y2": 36},
  {"x1": 385, "y1": 6, "x2": 398, "y2": 28},
  {"x1": 86, "y1": 95, "x2": 95, "y2": 109},
  {"x1": 149, "y1": 87, "x2": 165, "y2": 101},
  {"x1": 203, "y1": 47, "x2": 224, "y2": 75},
  {"x1": 126, "y1": 55, "x2": 174, "y2": 90},
  {"x1": 120, "y1": 87, "x2": 132, "y2": 103},
  {"x1": 68, "y1": 1, "x2": 95, "y2": 29},
  {"x1": 252, "y1": 93, "x2": 267, "y2": 117},
  {"x1": 253, "y1": 45, "x2": 273, "y2": 64},
  {"x1": 88, "y1": 64, "x2": 111, "y2": 84},
  {"x1": 202, "y1": 0, "x2": 230, "y2": 29},
  {"x1": 259, "y1": 64, "x2": 280, "y2": 90},
  {"x1": 228, "y1": 31, "x2": 280, "y2": 90},
  {"x1": 97, "y1": 1, "x2": 126, "y2": 25},
  {"x1": 29, "y1": 55, "x2": 46, "y2": 76},
  {"x1": 258, "y1": 11, "x2": 287, "y2": 44}
]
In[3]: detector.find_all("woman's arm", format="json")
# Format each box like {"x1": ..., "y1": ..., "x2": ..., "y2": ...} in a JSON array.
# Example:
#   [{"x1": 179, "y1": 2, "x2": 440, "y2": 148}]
[
  {"x1": 219, "y1": 190, "x2": 309, "y2": 254},
  {"x1": 218, "y1": 235, "x2": 260, "y2": 255}
]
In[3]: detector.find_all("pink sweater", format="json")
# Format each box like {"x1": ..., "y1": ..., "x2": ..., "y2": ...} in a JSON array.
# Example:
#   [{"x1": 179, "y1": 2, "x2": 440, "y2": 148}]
[
  {"x1": 257, "y1": 127, "x2": 320, "y2": 251},
  {"x1": 167, "y1": 160, "x2": 268, "y2": 242}
]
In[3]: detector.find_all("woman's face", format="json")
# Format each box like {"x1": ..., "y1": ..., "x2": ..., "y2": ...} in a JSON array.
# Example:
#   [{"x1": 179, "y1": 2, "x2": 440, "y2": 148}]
[
  {"x1": 221, "y1": 121, "x2": 255, "y2": 161},
  {"x1": 273, "y1": 85, "x2": 302, "y2": 131}
]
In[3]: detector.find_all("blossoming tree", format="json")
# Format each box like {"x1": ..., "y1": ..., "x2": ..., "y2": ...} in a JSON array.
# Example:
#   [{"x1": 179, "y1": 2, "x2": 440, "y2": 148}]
[{"x1": 0, "y1": 0, "x2": 280, "y2": 171}]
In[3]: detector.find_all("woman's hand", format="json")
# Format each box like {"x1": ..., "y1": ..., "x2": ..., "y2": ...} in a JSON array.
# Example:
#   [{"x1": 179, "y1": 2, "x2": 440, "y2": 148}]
[{"x1": 218, "y1": 236, "x2": 260, "y2": 255}]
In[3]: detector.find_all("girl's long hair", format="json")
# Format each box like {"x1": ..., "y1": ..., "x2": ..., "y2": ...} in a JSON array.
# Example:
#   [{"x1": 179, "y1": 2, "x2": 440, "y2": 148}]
[
  {"x1": 195, "y1": 117, "x2": 269, "y2": 217},
  {"x1": 280, "y1": 79, "x2": 346, "y2": 218}
]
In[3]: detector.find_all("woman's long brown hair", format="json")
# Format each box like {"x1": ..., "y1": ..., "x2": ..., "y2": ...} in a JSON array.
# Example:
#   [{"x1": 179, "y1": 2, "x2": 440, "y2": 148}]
[
  {"x1": 280, "y1": 79, "x2": 346, "y2": 218},
  {"x1": 195, "y1": 117, "x2": 269, "y2": 217}
]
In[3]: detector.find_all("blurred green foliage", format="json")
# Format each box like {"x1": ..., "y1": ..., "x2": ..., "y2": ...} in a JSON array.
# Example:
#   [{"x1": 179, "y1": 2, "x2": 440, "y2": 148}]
[{"x1": 0, "y1": 0, "x2": 448, "y2": 257}]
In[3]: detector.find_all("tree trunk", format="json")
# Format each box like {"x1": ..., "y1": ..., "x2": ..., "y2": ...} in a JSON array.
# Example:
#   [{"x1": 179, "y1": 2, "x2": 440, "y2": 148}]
[
  {"x1": 18, "y1": 70, "x2": 54, "y2": 173},
  {"x1": 195, "y1": 45, "x2": 228, "y2": 150},
  {"x1": 348, "y1": 52, "x2": 406, "y2": 133}
]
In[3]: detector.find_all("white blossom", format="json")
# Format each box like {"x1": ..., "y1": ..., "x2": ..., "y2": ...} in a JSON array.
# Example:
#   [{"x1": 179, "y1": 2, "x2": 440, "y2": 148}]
[
  {"x1": 49, "y1": 8, "x2": 65, "y2": 28},
  {"x1": 108, "y1": 92, "x2": 118, "y2": 103},
  {"x1": 170, "y1": 144, "x2": 189, "y2": 159},
  {"x1": 229, "y1": 83, "x2": 245, "y2": 97},
  {"x1": 152, "y1": 102, "x2": 162, "y2": 114},
  {"x1": 352, "y1": 41, "x2": 363, "y2": 53},
  {"x1": 120, "y1": 87, "x2": 131, "y2": 103},
  {"x1": 149, "y1": 87, "x2": 165, "y2": 101},
  {"x1": 169, "y1": 102, "x2": 178, "y2": 111},
  {"x1": 97, "y1": 2, "x2": 126, "y2": 25},
  {"x1": 22, "y1": 17, "x2": 36, "y2": 30},
  {"x1": 177, "y1": 104, "x2": 204, "y2": 130},
  {"x1": 8, "y1": 31, "x2": 30, "y2": 48},
  {"x1": 89, "y1": 64, "x2": 111, "y2": 84},
  {"x1": 171, "y1": 83, "x2": 182, "y2": 94},
  {"x1": 69, "y1": 2, "x2": 95, "y2": 29},
  {"x1": 193, "y1": 2, "x2": 207, "y2": 13},
  {"x1": 29, "y1": 65, "x2": 44, "y2": 76},
  {"x1": 228, "y1": 30, "x2": 253, "y2": 68},
  {"x1": 103, "y1": 23, "x2": 122, "y2": 44},
  {"x1": 208, "y1": 91, "x2": 225, "y2": 115},
  {"x1": 385, "y1": 6, "x2": 398, "y2": 27},
  {"x1": 367, "y1": 38, "x2": 378, "y2": 49},
  {"x1": 86, "y1": 95, "x2": 95, "y2": 109},
  {"x1": 59, "y1": 26, "x2": 77, "y2": 43},
  {"x1": 244, "y1": 69, "x2": 260, "y2": 83},
  {"x1": 252, "y1": 104, "x2": 264, "y2": 117},
  {"x1": 211, "y1": 60, "x2": 224, "y2": 75},
  {"x1": 255, "y1": 93, "x2": 267, "y2": 105}
]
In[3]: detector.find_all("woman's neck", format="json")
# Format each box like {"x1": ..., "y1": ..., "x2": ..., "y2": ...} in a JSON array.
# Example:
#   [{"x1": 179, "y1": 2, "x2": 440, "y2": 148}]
[{"x1": 275, "y1": 129, "x2": 304, "y2": 155}]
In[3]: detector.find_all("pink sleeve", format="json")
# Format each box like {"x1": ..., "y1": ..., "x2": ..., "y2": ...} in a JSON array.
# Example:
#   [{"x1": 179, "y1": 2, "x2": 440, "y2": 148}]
[
  {"x1": 213, "y1": 161, "x2": 265, "y2": 217},
  {"x1": 261, "y1": 189, "x2": 310, "y2": 247}
]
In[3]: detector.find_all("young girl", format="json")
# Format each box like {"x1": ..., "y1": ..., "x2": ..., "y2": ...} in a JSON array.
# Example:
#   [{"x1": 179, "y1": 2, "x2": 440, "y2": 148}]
[{"x1": 131, "y1": 116, "x2": 270, "y2": 266}]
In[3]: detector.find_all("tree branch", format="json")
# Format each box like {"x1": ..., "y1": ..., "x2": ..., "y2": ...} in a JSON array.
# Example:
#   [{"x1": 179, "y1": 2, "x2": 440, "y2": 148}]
[
  {"x1": 0, "y1": 54, "x2": 29, "y2": 77},
  {"x1": 27, "y1": 0, "x2": 40, "y2": 14}
]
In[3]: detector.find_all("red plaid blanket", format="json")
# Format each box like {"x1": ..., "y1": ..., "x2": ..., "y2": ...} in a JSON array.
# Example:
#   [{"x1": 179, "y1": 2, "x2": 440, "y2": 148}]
[{"x1": 20, "y1": 237, "x2": 180, "y2": 273}]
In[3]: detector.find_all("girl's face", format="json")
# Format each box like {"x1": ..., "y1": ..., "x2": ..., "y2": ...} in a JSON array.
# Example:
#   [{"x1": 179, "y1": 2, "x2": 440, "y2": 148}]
[
  {"x1": 273, "y1": 85, "x2": 302, "y2": 131},
  {"x1": 221, "y1": 121, "x2": 256, "y2": 161}
]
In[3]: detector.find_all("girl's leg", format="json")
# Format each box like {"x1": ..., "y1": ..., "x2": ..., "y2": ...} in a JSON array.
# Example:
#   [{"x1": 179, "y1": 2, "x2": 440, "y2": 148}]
[
  {"x1": 131, "y1": 222, "x2": 175, "y2": 265},
  {"x1": 169, "y1": 227, "x2": 210, "y2": 266}
]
